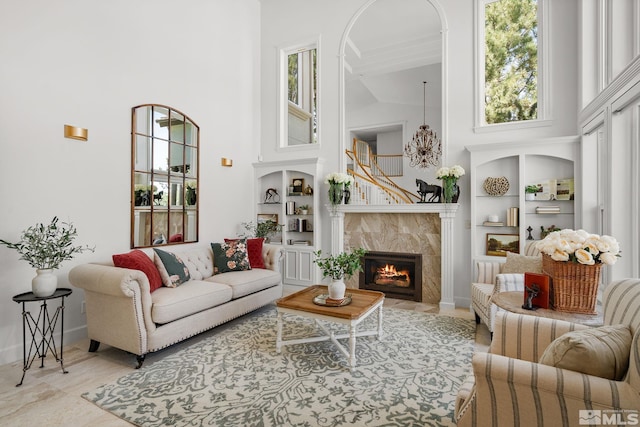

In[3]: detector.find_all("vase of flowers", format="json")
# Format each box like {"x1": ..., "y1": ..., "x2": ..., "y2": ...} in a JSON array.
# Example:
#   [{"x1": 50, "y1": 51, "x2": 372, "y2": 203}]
[
  {"x1": 535, "y1": 229, "x2": 620, "y2": 313},
  {"x1": 436, "y1": 165, "x2": 465, "y2": 203},
  {"x1": 185, "y1": 181, "x2": 197, "y2": 206},
  {"x1": 313, "y1": 248, "x2": 367, "y2": 299},
  {"x1": 325, "y1": 172, "x2": 354, "y2": 206},
  {"x1": 0, "y1": 217, "x2": 94, "y2": 297}
]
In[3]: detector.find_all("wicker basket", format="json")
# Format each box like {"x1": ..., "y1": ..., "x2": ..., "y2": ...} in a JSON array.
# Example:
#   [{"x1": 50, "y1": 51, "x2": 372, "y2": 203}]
[{"x1": 541, "y1": 254, "x2": 602, "y2": 314}]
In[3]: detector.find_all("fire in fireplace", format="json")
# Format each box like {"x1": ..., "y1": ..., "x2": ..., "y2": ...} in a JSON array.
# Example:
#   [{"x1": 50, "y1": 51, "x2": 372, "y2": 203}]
[{"x1": 359, "y1": 251, "x2": 422, "y2": 301}]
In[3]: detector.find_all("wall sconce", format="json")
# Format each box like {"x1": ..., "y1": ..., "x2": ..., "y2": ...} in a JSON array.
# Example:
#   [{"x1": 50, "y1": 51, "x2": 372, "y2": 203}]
[
  {"x1": 221, "y1": 158, "x2": 233, "y2": 167},
  {"x1": 64, "y1": 124, "x2": 88, "y2": 141}
]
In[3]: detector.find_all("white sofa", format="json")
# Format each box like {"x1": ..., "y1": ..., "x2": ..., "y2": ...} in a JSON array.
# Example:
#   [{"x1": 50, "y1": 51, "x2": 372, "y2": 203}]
[{"x1": 68, "y1": 244, "x2": 284, "y2": 368}]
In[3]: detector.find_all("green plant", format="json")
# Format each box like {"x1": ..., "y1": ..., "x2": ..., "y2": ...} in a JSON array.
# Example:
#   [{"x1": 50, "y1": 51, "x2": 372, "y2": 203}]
[
  {"x1": 0, "y1": 217, "x2": 95, "y2": 270},
  {"x1": 525, "y1": 185, "x2": 540, "y2": 194},
  {"x1": 298, "y1": 204, "x2": 310, "y2": 211},
  {"x1": 313, "y1": 248, "x2": 367, "y2": 280},
  {"x1": 241, "y1": 220, "x2": 284, "y2": 239}
]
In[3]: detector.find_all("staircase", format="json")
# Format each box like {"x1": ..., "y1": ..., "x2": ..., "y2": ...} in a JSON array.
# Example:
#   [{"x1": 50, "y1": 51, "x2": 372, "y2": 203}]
[{"x1": 346, "y1": 138, "x2": 419, "y2": 205}]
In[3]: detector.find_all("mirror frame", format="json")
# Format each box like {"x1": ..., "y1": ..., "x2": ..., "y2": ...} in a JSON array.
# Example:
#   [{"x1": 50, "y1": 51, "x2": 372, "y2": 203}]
[
  {"x1": 130, "y1": 104, "x2": 200, "y2": 248},
  {"x1": 277, "y1": 36, "x2": 321, "y2": 151},
  {"x1": 338, "y1": 0, "x2": 449, "y2": 171}
]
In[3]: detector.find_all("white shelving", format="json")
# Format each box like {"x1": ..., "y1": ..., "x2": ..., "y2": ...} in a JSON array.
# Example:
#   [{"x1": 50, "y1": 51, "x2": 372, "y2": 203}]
[
  {"x1": 467, "y1": 136, "x2": 579, "y2": 265},
  {"x1": 253, "y1": 158, "x2": 323, "y2": 286}
]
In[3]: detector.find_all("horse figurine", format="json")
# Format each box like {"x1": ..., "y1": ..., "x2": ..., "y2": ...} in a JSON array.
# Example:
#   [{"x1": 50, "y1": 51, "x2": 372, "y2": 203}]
[
  {"x1": 416, "y1": 179, "x2": 441, "y2": 203},
  {"x1": 153, "y1": 191, "x2": 164, "y2": 205}
]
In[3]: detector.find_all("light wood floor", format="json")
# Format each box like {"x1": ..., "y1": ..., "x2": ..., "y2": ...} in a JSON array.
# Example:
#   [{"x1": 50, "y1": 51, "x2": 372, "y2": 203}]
[{"x1": 0, "y1": 298, "x2": 491, "y2": 426}]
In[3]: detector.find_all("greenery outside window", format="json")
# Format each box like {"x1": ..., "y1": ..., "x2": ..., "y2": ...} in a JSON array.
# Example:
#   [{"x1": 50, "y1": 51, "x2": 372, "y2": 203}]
[{"x1": 475, "y1": 0, "x2": 549, "y2": 131}]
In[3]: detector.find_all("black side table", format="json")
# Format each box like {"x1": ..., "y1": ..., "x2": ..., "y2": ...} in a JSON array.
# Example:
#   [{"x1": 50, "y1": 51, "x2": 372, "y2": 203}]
[{"x1": 12, "y1": 288, "x2": 72, "y2": 386}]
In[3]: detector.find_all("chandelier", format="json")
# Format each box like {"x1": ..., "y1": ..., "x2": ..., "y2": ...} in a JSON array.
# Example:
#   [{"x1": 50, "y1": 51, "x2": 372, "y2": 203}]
[{"x1": 404, "y1": 81, "x2": 442, "y2": 168}]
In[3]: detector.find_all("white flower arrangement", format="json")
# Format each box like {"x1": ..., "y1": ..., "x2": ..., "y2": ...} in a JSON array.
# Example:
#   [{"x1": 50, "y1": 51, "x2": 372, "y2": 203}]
[
  {"x1": 436, "y1": 165, "x2": 466, "y2": 179},
  {"x1": 535, "y1": 229, "x2": 620, "y2": 265},
  {"x1": 324, "y1": 172, "x2": 354, "y2": 186},
  {"x1": 186, "y1": 181, "x2": 197, "y2": 189}
]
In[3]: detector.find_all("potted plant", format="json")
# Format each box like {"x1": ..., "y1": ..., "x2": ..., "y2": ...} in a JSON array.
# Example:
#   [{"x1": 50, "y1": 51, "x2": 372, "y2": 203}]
[
  {"x1": 241, "y1": 220, "x2": 284, "y2": 242},
  {"x1": 525, "y1": 185, "x2": 539, "y2": 200},
  {"x1": 298, "y1": 205, "x2": 310, "y2": 215},
  {"x1": 0, "y1": 217, "x2": 94, "y2": 297},
  {"x1": 313, "y1": 248, "x2": 367, "y2": 299}
]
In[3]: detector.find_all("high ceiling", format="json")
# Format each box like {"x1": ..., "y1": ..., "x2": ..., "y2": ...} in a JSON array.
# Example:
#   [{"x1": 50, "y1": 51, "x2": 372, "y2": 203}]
[{"x1": 345, "y1": 0, "x2": 442, "y2": 108}]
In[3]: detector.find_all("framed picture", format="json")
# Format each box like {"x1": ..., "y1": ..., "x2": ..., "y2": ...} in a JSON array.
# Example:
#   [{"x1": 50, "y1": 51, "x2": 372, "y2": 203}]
[
  {"x1": 291, "y1": 178, "x2": 304, "y2": 193},
  {"x1": 257, "y1": 213, "x2": 278, "y2": 224},
  {"x1": 486, "y1": 233, "x2": 520, "y2": 257}
]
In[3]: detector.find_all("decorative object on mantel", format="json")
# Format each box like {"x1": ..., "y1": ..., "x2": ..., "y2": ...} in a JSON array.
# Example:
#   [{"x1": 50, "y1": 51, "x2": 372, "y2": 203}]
[
  {"x1": 324, "y1": 172, "x2": 353, "y2": 208},
  {"x1": 416, "y1": 179, "x2": 442, "y2": 203},
  {"x1": 436, "y1": 165, "x2": 465, "y2": 203},
  {"x1": 0, "y1": 217, "x2": 94, "y2": 297},
  {"x1": 404, "y1": 81, "x2": 442, "y2": 168},
  {"x1": 483, "y1": 176, "x2": 509, "y2": 196},
  {"x1": 313, "y1": 248, "x2": 367, "y2": 300},
  {"x1": 536, "y1": 229, "x2": 620, "y2": 313},
  {"x1": 185, "y1": 181, "x2": 197, "y2": 206}
]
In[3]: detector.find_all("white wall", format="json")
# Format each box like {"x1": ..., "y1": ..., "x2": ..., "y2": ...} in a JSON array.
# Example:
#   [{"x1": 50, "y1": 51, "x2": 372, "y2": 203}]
[
  {"x1": 0, "y1": 0, "x2": 261, "y2": 364},
  {"x1": 261, "y1": 0, "x2": 580, "y2": 308}
]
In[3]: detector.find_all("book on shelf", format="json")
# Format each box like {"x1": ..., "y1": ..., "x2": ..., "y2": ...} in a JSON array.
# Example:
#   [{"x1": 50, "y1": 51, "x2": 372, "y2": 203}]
[
  {"x1": 483, "y1": 221, "x2": 504, "y2": 226},
  {"x1": 536, "y1": 206, "x2": 560, "y2": 214},
  {"x1": 292, "y1": 240, "x2": 310, "y2": 246},
  {"x1": 506, "y1": 207, "x2": 519, "y2": 227}
]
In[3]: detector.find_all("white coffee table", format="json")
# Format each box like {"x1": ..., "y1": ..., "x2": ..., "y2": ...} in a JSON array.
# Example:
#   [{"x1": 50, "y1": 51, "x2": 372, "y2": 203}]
[{"x1": 275, "y1": 285, "x2": 384, "y2": 368}]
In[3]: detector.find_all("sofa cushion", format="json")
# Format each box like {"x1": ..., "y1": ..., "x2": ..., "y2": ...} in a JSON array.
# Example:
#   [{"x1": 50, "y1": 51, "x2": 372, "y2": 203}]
[
  {"x1": 539, "y1": 324, "x2": 632, "y2": 381},
  {"x1": 211, "y1": 240, "x2": 251, "y2": 273},
  {"x1": 153, "y1": 248, "x2": 191, "y2": 288},
  {"x1": 225, "y1": 237, "x2": 265, "y2": 269},
  {"x1": 501, "y1": 252, "x2": 542, "y2": 274},
  {"x1": 112, "y1": 249, "x2": 163, "y2": 292},
  {"x1": 151, "y1": 280, "x2": 233, "y2": 324},
  {"x1": 207, "y1": 268, "x2": 280, "y2": 299}
]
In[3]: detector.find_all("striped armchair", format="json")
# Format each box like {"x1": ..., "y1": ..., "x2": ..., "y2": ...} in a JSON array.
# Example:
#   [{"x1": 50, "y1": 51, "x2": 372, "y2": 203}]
[{"x1": 456, "y1": 278, "x2": 640, "y2": 426}]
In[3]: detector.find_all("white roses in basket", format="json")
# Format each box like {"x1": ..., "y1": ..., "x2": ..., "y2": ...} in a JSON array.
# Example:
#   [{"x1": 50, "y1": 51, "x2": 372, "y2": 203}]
[{"x1": 536, "y1": 229, "x2": 620, "y2": 265}]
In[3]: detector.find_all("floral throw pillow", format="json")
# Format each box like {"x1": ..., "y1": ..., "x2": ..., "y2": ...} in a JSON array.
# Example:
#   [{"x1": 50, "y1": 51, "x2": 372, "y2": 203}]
[
  {"x1": 211, "y1": 240, "x2": 252, "y2": 274},
  {"x1": 153, "y1": 248, "x2": 191, "y2": 288}
]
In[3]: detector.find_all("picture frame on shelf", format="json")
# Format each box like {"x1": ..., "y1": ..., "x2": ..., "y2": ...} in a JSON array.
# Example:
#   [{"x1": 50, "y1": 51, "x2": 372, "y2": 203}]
[
  {"x1": 257, "y1": 213, "x2": 278, "y2": 224},
  {"x1": 291, "y1": 178, "x2": 304, "y2": 194},
  {"x1": 486, "y1": 233, "x2": 520, "y2": 257}
]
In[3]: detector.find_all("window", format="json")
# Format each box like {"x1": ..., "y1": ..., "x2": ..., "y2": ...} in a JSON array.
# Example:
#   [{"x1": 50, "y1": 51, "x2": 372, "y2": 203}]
[{"x1": 475, "y1": 0, "x2": 548, "y2": 130}]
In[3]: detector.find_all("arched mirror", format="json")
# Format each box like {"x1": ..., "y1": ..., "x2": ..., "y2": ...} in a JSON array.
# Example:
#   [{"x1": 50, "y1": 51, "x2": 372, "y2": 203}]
[
  {"x1": 278, "y1": 38, "x2": 319, "y2": 149},
  {"x1": 341, "y1": 0, "x2": 445, "y2": 190},
  {"x1": 131, "y1": 104, "x2": 199, "y2": 248}
]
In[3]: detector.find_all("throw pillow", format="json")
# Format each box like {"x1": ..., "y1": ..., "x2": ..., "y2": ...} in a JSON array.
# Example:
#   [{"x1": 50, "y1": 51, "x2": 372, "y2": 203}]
[
  {"x1": 112, "y1": 249, "x2": 163, "y2": 292},
  {"x1": 211, "y1": 239, "x2": 252, "y2": 274},
  {"x1": 224, "y1": 237, "x2": 265, "y2": 269},
  {"x1": 539, "y1": 324, "x2": 632, "y2": 381},
  {"x1": 501, "y1": 252, "x2": 542, "y2": 274},
  {"x1": 153, "y1": 248, "x2": 191, "y2": 288}
]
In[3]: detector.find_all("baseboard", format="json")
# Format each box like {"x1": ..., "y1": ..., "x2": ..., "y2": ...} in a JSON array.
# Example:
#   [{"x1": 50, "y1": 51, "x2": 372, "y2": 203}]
[{"x1": 0, "y1": 325, "x2": 87, "y2": 366}]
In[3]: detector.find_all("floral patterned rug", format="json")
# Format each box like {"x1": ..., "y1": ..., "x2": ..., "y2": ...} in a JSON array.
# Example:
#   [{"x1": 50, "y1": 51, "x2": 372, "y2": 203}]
[{"x1": 82, "y1": 305, "x2": 475, "y2": 426}]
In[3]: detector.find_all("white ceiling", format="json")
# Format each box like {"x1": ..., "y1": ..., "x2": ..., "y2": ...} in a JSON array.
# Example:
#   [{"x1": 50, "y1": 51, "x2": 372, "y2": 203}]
[{"x1": 345, "y1": 0, "x2": 442, "y2": 108}]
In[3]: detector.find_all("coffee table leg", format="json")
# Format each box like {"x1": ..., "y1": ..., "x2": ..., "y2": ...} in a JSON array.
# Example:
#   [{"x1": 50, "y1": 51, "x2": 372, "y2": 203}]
[
  {"x1": 377, "y1": 304, "x2": 383, "y2": 340},
  {"x1": 349, "y1": 324, "x2": 356, "y2": 368},
  {"x1": 276, "y1": 311, "x2": 283, "y2": 353}
]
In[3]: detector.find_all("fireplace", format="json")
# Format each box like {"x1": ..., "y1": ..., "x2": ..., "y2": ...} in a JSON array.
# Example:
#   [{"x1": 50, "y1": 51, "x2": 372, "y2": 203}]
[{"x1": 359, "y1": 251, "x2": 422, "y2": 301}]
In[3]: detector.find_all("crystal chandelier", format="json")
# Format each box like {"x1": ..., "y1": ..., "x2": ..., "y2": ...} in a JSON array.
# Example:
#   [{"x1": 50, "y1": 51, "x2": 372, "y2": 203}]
[{"x1": 404, "y1": 81, "x2": 441, "y2": 168}]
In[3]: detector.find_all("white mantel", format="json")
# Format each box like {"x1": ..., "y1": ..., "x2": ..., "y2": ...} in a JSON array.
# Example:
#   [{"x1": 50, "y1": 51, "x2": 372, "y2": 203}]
[{"x1": 328, "y1": 203, "x2": 459, "y2": 310}]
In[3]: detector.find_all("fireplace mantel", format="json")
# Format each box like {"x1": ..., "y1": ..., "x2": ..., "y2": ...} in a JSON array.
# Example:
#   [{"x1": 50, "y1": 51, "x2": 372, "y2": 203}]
[{"x1": 328, "y1": 203, "x2": 459, "y2": 310}]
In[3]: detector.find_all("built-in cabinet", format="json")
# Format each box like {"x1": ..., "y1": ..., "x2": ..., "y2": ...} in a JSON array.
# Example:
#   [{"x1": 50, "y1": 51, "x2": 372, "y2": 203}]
[
  {"x1": 254, "y1": 158, "x2": 322, "y2": 286},
  {"x1": 467, "y1": 136, "x2": 579, "y2": 266}
]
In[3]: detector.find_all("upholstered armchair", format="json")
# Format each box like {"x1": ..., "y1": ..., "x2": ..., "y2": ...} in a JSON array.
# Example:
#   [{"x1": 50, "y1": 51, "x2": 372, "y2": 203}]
[
  {"x1": 456, "y1": 278, "x2": 640, "y2": 426},
  {"x1": 471, "y1": 241, "x2": 541, "y2": 333}
]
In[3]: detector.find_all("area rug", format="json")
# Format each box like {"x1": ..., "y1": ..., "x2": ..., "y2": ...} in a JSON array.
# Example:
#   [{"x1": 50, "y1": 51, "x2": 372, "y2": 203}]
[{"x1": 83, "y1": 306, "x2": 475, "y2": 426}]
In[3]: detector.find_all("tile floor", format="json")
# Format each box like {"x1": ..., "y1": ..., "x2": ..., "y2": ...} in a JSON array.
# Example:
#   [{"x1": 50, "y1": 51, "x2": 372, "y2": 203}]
[{"x1": 0, "y1": 297, "x2": 491, "y2": 426}]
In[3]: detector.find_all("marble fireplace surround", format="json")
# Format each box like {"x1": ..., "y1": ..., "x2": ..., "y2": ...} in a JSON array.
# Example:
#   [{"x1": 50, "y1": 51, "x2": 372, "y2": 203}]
[{"x1": 329, "y1": 204, "x2": 458, "y2": 310}]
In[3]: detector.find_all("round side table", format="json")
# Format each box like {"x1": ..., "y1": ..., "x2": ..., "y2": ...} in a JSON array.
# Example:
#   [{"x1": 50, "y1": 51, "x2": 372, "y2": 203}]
[{"x1": 12, "y1": 288, "x2": 72, "y2": 386}]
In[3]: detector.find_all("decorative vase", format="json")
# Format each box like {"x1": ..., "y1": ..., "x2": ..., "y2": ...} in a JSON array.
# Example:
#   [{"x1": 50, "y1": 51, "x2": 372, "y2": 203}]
[
  {"x1": 328, "y1": 183, "x2": 343, "y2": 205},
  {"x1": 32, "y1": 269, "x2": 57, "y2": 297},
  {"x1": 442, "y1": 177, "x2": 457, "y2": 203},
  {"x1": 186, "y1": 189, "x2": 197, "y2": 206},
  {"x1": 328, "y1": 278, "x2": 346, "y2": 300},
  {"x1": 343, "y1": 187, "x2": 351, "y2": 204},
  {"x1": 525, "y1": 193, "x2": 536, "y2": 201}
]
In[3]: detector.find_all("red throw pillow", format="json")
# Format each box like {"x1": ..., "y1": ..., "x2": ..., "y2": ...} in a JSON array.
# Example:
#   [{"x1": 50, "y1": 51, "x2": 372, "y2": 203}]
[
  {"x1": 113, "y1": 249, "x2": 163, "y2": 292},
  {"x1": 224, "y1": 238, "x2": 265, "y2": 269}
]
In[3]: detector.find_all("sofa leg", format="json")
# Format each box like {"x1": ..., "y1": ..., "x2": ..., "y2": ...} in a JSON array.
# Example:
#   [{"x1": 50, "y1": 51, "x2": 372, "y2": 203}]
[
  {"x1": 135, "y1": 355, "x2": 145, "y2": 369},
  {"x1": 88, "y1": 340, "x2": 100, "y2": 352},
  {"x1": 474, "y1": 313, "x2": 480, "y2": 324}
]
